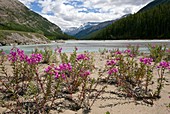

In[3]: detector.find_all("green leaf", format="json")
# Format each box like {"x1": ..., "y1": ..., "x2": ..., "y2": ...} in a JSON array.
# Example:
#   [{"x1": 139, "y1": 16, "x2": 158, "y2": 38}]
[{"x1": 105, "y1": 111, "x2": 110, "y2": 114}]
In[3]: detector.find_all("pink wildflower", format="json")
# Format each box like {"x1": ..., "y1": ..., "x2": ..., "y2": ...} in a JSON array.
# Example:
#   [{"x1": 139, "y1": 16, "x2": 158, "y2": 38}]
[
  {"x1": 61, "y1": 74, "x2": 66, "y2": 79},
  {"x1": 76, "y1": 54, "x2": 89, "y2": 61},
  {"x1": 124, "y1": 49, "x2": 131, "y2": 54},
  {"x1": 130, "y1": 54, "x2": 135, "y2": 57},
  {"x1": 75, "y1": 47, "x2": 78, "y2": 51},
  {"x1": 26, "y1": 53, "x2": 42, "y2": 64},
  {"x1": 45, "y1": 62, "x2": 72, "y2": 79},
  {"x1": 45, "y1": 65, "x2": 52, "y2": 73},
  {"x1": 166, "y1": 49, "x2": 170, "y2": 53},
  {"x1": 115, "y1": 51, "x2": 122, "y2": 55},
  {"x1": 1, "y1": 51, "x2": 5, "y2": 55},
  {"x1": 58, "y1": 48, "x2": 62, "y2": 53},
  {"x1": 115, "y1": 58, "x2": 120, "y2": 61},
  {"x1": 151, "y1": 44, "x2": 156, "y2": 48},
  {"x1": 140, "y1": 57, "x2": 153, "y2": 65},
  {"x1": 108, "y1": 68, "x2": 118, "y2": 75},
  {"x1": 80, "y1": 70, "x2": 91, "y2": 77},
  {"x1": 157, "y1": 61, "x2": 170, "y2": 69},
  {"x1": 8, "y1": 48, "x2": 26, "y2": 62},
  {"x1": 55, "y1": 72, "x2": 59, "y2": 79},
  {"x1": 107, "y1": 60, "x2": 116, "y2": 65},
  {"x1": 58, "y1": 63, "x2": 72, "y2": 71}
]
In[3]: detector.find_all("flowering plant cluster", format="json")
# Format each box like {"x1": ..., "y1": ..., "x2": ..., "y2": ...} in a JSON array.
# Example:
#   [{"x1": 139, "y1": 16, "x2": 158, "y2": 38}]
[
  {"x1": 155, "y1": 61, "x2": 170, "y2": 97},
  {"x1": 45, "y1": 63, "x2": 72, "y2": 79},
  {"x1": 139, "y1": 57, "x2": 153, "y2": 65},
  {"x1": 34, "y1": 47, "x2": 56, "y2": 64},
  {"x1": 0, "y1": 48, "x2": 94, "y2": 113},
  {"x1": 106, "y1": 59, "x2": 118, "y2": 75},
  {"x1": 43, "y1": 47, "x2": 104, "y2": 111},
  {"x1": 105, "y1": 47, "x2": 169, "y2": 104},
  {"x1": 76, "y1": 54, "x2": 90, "y2": 61},
  {"x1": 108, "y1": 68, "x2": 118, "y2": 75},
  {"x1": 157, "y1": 61, "x2": 170, "y2": 69},
  {"x1": 112, "y1": 48, "x2": 137, "y2": 61},
  {"x1": 8, "y1": 48, "x2": 42, "y2": 64},
  {"x1": 106, "y1": 59, "x2": 117, "y2": 65},
  {"x1": 0, "y1": 49, "x2": 5, "y2": 55},
  {"x1": 147, "y1": 44, "x2": 166, "y2": 63},
  {"x1": 124, "y1": 49, "x2": 131, "y2": 54},
  {"x1": 114, "y1": 50, "x2": 122, "y2": 55},
  {"x1": 126, "y1": 45, "x2": 139, "y2": 57},
  {"x1": 8, "y1": 48, "x2": 26, "y2": 62},
  {"x1": 123, "y1": 49, "x2": 136, "y2": 58},
  {"x1": 26, "y1": 53, "x2": 42, "y2": 64},
  {"x1": 0, "y1": 48, "x2": 45, "y2": 113},
  {"x1": 0, "y1": 45, "x2": 169, "y2": 113},
  {"x1": 80, "y1": 70, "x2": 91, "y2": 77}
]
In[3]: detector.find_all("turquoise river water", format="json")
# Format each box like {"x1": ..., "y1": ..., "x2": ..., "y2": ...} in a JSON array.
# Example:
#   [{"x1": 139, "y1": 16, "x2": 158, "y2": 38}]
[{"x1": 0, "y1": 40, "x2": 170, "y2": 54}]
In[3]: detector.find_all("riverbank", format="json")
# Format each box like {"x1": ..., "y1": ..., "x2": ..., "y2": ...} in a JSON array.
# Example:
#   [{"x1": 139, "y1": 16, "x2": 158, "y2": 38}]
[{"x1": 0, "y1": 49, "x2": 170, "y2": 114}]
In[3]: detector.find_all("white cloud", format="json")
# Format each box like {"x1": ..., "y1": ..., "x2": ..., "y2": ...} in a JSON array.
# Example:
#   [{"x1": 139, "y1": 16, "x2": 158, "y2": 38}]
[
  {"x1": 19, "y1": 0, "x2": 36, "y2": 6},
  {"x1": 19, "y1": 0, "x2": 153, "y2": 30}
]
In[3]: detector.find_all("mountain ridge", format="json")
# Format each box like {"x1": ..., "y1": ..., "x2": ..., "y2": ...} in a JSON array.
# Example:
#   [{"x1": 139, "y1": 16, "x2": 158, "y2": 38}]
[
  {"x1": 74, "y1": 20, "x2": 117, "y2": 39},
  {"x1": 138, "y1": 0, "x2": 170, "y2": 12},
  {"x1": 83, "y1": 1, "x2": 170, "y2": 40},
  {"x1": 64, "y1": 22, "x2": 100, "y2": 36},
  {"x1": 0, "y1": 0, "x2": 73, "y2": 42},
  {"x1": 74, "y1": 14, "x2": 130, "y2": 39}
]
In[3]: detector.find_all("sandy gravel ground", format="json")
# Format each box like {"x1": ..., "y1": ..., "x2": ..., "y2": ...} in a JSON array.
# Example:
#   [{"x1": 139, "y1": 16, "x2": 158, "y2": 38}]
[{"x1": 0, "y1": 52, "x2": 170, "y2": 114}]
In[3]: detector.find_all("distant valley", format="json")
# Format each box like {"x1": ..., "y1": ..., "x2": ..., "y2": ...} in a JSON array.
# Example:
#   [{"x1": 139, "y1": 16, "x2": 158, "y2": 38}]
[
  {"x1": 64, "y1": 14, "x2": 129, "y2": 39},
  {"x1": 0, "y1": 0, "x2": 170, "y2": 45},
  {"x1": 64, "y1": 22, "x2": 100, "y2": 36}
]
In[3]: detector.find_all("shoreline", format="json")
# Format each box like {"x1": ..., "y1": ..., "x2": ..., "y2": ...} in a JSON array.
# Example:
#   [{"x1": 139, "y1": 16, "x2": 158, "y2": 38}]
[{"x1": 0, "y1": 51, "x2": 169, "y2": 114}]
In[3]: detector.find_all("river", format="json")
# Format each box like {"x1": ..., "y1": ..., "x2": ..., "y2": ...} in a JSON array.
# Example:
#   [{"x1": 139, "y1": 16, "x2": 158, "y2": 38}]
[{"x1": 1, "y1": 40, "x2": 170, "y2": 54}]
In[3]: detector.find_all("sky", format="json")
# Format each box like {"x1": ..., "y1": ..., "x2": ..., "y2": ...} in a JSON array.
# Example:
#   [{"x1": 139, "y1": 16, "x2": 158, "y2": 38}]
[{"x1": 18, "y1": 0, "x2": 153, "y2": 30}]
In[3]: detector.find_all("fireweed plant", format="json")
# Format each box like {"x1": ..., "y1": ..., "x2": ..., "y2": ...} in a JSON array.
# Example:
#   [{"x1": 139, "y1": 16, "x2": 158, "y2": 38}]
[
  {"x1": 0, "y1": 46, "x2": 106, "y2": 113},
  {"x1": 155, "y1": 61, "x2": 170, "y2": 97},
  {"x1": 0, "y1": 48, "x2": 64, "y2": 113},
  {"x1": 0, "y1": 45, "x2": 169, "y2": 113},
  {"x1": 50, "y1": 47, "x2": 106, "y2": 110},
  {"x1": 105, "y1": 48, "x2": 170, "y2": 104},
  {"x1": 34, "y1": 47, "x2": 57, "y2": 64},
  {"x1": 0, "y1": 48, "x2": 74, "y2": 113},
  {"x1": 147, "y1": 44, "x2": 166, "y2": 63},
  {"x1": 126, "y1": 45, "x2": 140, "y2": 57},
  {"x1": 0, "y1": 47, "x2": 76, "y2": 113},
  {"x1": 0, "y1": 47, "x2": 50, "y2": 113}
]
